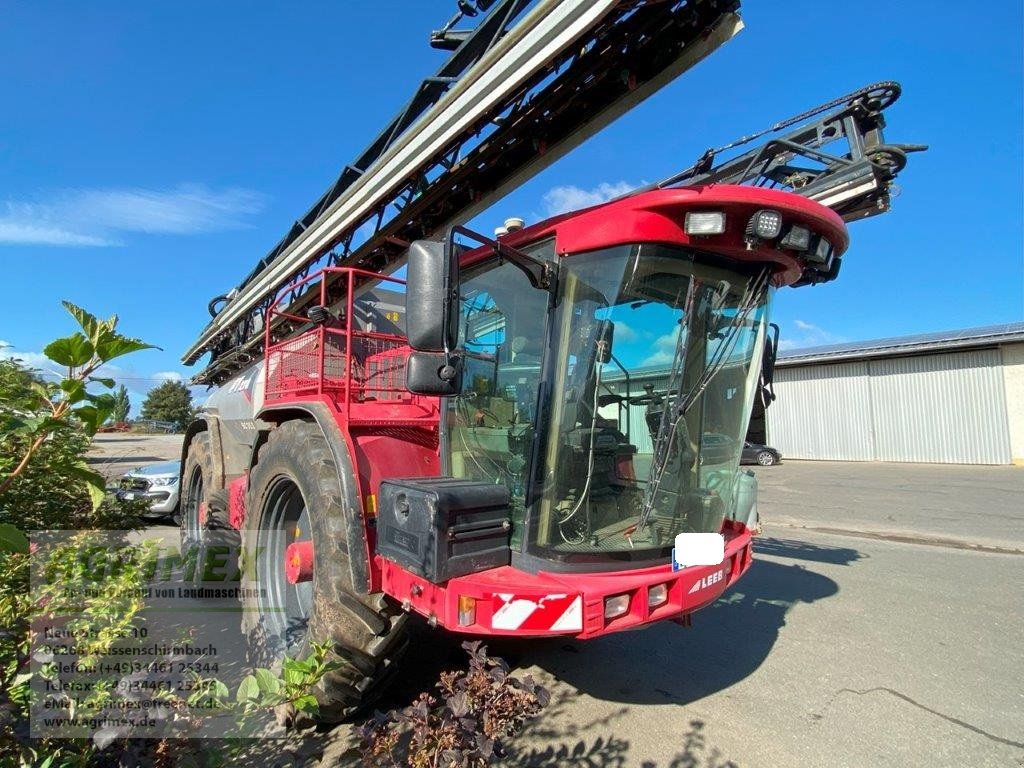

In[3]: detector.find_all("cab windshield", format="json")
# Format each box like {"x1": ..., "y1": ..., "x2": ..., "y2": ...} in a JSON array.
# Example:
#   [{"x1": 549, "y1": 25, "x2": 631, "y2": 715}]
[
  {"x1": 446, "y1": 243, "x2": 770, "y2": 565},
  {"x1": 529, "y1": 243, "x2": 769, "y2": 562}
]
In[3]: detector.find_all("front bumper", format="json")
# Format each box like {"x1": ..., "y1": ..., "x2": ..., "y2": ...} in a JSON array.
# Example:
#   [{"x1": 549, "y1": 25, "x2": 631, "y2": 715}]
[
  {"x1": 378, "y1": 521, "x2": 753, "y2": 639},
  {"x1": 116, "y1": 486, "x2": 179, "y2": 515}
]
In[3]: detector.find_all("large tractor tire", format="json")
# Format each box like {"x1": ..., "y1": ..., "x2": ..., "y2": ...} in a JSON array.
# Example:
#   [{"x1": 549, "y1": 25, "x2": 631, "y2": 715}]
[
  {"x1": 179, "y1": 432, "x2": 230, "y2": 585},
  {"x1": 240, "y1": 420, "x2": 409, "y2": 724}
]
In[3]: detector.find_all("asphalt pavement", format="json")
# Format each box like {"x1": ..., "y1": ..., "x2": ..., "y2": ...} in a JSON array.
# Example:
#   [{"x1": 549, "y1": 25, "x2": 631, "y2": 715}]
[
  {"x1": 88, "y1": 432, "x2": 184, "y2": 479},
  {"x1": 754, "y1": 460, "x2": 1024, "y2": 553},
  {"x1": 95, "y1": 437, "x2": 1024, "y2": 767}
]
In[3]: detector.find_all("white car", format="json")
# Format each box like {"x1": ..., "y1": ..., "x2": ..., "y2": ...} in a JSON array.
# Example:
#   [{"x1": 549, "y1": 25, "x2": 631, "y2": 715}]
[{"x1": 116, "y1": 460, "x2": 181, "y2": 521}]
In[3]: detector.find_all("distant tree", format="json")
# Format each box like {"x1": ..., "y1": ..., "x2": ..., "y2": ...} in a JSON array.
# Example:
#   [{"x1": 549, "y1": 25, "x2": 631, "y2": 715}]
[
  {"x1": 140, "y1": 380, "x2": 193, "y2": 431},
  {"x1": 111, "y1": 384, "x2": 131, "y2": 423}
]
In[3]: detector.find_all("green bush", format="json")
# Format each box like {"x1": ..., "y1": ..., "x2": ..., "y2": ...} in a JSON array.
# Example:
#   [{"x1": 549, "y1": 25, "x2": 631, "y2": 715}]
[
  {"x1": 0, "y1": 304, "x2": 156, "y2": 766},
  {"x1": 0, "y1": 304, "x2": 348, "y2": 767}
]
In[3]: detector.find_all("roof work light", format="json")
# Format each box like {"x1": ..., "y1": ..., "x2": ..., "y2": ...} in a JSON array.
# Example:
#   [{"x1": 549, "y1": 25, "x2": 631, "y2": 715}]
[
  {"x1": 684, "y1": 211, "x2": 726, "y2": 235},
  {"x1": 779, "y1": 224, "x2": 811, "y2": 251},
  {"x1": 745, "y1": 209, "x2": 783, "y2": 240},
  {"x1": 806, "y1": 236, "x2": 833, "y2": 264}
]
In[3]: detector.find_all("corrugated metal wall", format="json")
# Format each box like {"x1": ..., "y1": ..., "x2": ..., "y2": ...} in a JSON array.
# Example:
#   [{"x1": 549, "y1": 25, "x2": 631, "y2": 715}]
[
  {"x1": 603, "y1": 374, "x2": 668, "y2": 455},
  {"x1": 626, "y1": 403, "x2": 654, "y2": 454},
  {"x1": 767, "y1": 361, "x2": 875, "y2": 460},
  {"x1": 768, "y1": 349, "x2": 1012, "y2": 464}
]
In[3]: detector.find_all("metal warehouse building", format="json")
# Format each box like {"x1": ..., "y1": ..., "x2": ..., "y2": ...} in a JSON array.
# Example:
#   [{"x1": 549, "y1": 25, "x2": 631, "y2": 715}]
[{"x1": 767, "y1": 323, "x2": 1024, "y2": 465}]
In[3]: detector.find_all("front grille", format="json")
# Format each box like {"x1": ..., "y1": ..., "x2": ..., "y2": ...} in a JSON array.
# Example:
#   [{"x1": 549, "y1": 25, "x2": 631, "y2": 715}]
[{"x1": 119, "y1": 477, "x2": 150, "y2": 492}]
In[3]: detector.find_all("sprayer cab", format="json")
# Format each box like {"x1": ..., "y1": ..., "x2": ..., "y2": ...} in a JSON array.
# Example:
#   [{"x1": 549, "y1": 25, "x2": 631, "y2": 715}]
[{"x1": 361, "y1": 185, "x2": 846, "y2": 635}]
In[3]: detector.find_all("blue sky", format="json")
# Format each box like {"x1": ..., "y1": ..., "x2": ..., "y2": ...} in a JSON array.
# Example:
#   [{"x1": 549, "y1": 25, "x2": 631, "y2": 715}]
[{"x1": 1, "y1": 1, "x2": 1021, "y2": 405}]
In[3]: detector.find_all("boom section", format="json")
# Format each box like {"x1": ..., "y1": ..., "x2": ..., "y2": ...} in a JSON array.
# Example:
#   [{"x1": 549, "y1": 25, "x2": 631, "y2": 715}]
[
  {"x1": 184, "y1": 0, "x2": 743, "y2": 385},
  {"x1": 654, "y1": 81, "x2": 927, "y2": 226}
]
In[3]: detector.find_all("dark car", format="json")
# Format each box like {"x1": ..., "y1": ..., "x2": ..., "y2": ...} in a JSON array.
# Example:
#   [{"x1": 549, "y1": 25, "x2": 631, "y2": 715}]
[
  {"x1": 699, "y1": 433, "x2": 736, "y2": 466},
  {"x1": 741, "y1": 441, "x2": 782, "y2": 467}
]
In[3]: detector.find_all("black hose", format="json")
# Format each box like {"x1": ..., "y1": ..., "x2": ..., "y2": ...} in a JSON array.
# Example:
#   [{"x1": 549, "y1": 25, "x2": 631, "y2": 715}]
[{"x1": 208, "y1": 295, "x2": 230, "y2": 318}]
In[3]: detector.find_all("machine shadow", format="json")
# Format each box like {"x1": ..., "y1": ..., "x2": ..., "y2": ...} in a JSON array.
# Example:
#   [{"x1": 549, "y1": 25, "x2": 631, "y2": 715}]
[
  {"x1": 374, "y1": 539, "x2": 853, "y2": 714},
  {"x1": 514, "y1": 554, "x2": 845, "y2": 707},
  {"x1": 753, "y1": 535, "x2": 864, "y2": 565}
]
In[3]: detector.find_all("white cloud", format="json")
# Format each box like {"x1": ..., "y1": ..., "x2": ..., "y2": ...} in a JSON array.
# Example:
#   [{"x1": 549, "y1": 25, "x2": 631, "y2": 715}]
[
  {"x1": 0, "y1": 184, "x2": 266, "y2": 247},
  {"x1": 542, "y1": 181, "x2": 635, "y2": 216},
  {"x1": 641, "y1": 328, "x2": 681, "y2": 367},
  {"x1": 777, "y1": 320, "x2": 847, "y2": 351},
  {"x1": 612, "y1": 320, "x2": 638, "y2": 343},
  {"x1": 0, "y1": 221, "x2": 113, "y2": 247},
  {"x1": 0, "y1": 348, "x2": 64, "y2": 377},
  {"x1": 153, "y1": 371, "x2": 185, "y2": 384}
]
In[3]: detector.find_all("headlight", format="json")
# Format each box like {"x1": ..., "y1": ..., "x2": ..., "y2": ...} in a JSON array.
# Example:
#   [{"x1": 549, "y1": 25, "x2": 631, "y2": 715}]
[
  {"x1": 604, "y1": 593, "x2": 630, "y2": 620},
  {"x1": 149, "y1": 475, "x2": 178, "y2": 487},
  {"x1": 684, "y1": 211, "x2": 726, "y2": 235}
]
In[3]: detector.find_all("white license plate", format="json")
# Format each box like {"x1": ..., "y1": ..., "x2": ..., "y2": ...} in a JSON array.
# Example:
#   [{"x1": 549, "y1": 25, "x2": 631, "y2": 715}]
[
  {"x1": 122, "y1": 492, "x2": 136, "y2": 500},
  {"x1": 671, "y1": 533, "x2": 724, "y2": 571}
]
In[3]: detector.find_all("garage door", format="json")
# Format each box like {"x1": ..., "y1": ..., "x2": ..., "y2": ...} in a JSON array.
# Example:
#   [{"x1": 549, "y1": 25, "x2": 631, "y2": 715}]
[
  {"x1": 869, "y1": 350, "x2": 1011, "y2": 464},
  {"x1": 768, "y1": 360, "x2": 874, "y2": 461},
  {"x1": 768, "y1": 349, "x2": 1012, "y2": 464}
]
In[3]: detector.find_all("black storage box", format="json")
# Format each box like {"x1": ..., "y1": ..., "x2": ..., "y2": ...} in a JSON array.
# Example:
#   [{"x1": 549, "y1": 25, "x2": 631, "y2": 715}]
[{"x1": 376, "y1": 477, "x2": 511, "y2": 583}]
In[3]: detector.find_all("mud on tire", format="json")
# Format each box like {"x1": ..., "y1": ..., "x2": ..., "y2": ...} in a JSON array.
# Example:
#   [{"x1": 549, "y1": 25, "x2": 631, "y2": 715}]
[{"x1": 240, "y1": 420, "x2": 408, "y2": 723}]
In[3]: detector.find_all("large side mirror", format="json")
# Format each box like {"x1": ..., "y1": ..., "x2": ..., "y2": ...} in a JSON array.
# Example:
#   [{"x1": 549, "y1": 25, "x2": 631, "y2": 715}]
[
  {"x1": 405, "y1": 239, "x2": 463, "y2": 395},
  {"x1": 406, "y1": 351, "x2": 463, "y2": 396},
  {"x1": 758, "y1": 322, "x2": 779, "y2": 408},
  {"x1": 406, "y1": 239, "x2": 459, "y2": 352}
]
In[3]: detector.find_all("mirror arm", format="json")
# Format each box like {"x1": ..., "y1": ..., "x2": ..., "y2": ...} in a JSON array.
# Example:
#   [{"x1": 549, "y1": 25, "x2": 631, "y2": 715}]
[{"x1": 449, "y1": 225, "x2": 555, "y2": 291}]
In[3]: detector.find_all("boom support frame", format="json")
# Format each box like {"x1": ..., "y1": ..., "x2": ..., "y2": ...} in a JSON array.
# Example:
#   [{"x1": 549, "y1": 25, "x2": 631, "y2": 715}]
[{"x1": 186, "y1": 0, "x2": 743, "y2": 385}]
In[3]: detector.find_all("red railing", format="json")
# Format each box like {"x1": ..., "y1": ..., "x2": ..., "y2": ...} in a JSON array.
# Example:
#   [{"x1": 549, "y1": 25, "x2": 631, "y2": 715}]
[{"x1": 264, "y1": 268, "x2": 432, "y2": 422}]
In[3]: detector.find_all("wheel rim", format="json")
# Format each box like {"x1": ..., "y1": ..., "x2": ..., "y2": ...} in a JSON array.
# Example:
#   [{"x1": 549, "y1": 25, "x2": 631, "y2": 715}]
[
  {"x1": 184, "y1": 466, "x2": 204, "y2": 541},
  {"x1": 758, "y1": 452, "x2": 773, "y2": 466},
  {"x1": 257, "y1": 477, "x2": 313, "y2": 655}
]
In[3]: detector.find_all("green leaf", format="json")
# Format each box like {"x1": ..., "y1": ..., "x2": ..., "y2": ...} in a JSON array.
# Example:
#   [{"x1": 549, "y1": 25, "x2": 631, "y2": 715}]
[
  {"x1": 30, "y1": 381, "x2": 56, "y2": 399},
  {"x1": 282, "y1": 665, "x2": 304, "y2": 686},
  {"x1": 0, "y1": 523, "x2": 29, "y2": 554},
  {"x1": 62, "y1": 301, "x2": 102, "y2": 343},
  {"x1": 94, "y1": 332, "x2": 158, "y2": 363},
  {"x1": 236, "y1": 675, "x2": 259, "y2": 703},
  {"x1": 212, "y1": 680, "x2": 229, "y2": 701},
  {"x1": 0, "y1": 414, "x2": 30, "y2": 434},
  {"x1": 67, "y1": 463, "x2": 108, "y2": 510},
  {"x1": 292, "y1": 694, "x2": 319, "y2": 714},
  {"x1": 87, "y1": 392, "x2": 117, "y2": 411},
  {"x1": 60, "y1": 379, "x2": 87, "y2": 405},
  {"x1": 89, "y1": 377, "x2": 116, "y2": 389},
  {"x1": 73, "y1": 405, "x2": 101, "y2": 434},
  {"x1": 85, "y1": 483, "x2": 106, "y2": 511},
  {"x1": 44, "y1": 333, "x2": 95, "y2": 368},
  {"x1": 253, "y1": 668, "x2": 281, "y2": 696},
  {"x1": 285, "y1": 657, "x2": 314, "y2": 676}
]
